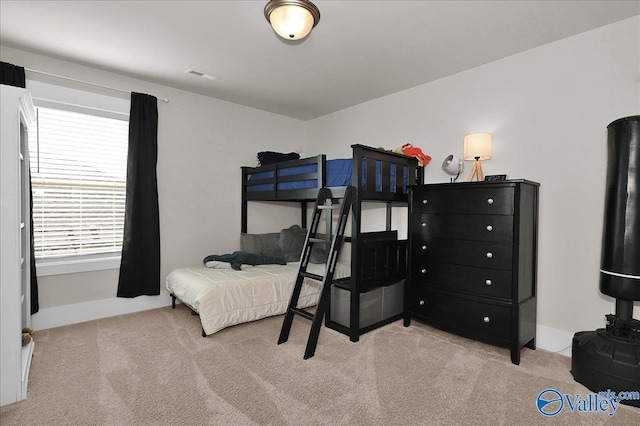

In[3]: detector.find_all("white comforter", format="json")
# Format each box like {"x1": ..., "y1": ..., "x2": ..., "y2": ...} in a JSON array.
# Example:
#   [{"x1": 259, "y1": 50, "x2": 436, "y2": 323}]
[{"x1": 166, "y1": 262, "x2": 351, "y2": 336}]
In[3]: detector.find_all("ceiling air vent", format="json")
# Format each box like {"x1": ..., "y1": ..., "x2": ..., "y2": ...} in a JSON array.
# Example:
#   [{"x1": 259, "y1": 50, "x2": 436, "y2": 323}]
[{"x1": 185, "y1": 68, "x2": 220, "y2": 81}]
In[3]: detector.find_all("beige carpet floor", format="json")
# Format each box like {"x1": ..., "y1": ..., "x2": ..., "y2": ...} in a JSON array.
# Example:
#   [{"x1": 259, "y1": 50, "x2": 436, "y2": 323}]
[{"x1": 1, "y1": 305, "x2": 639, "y2": 425}]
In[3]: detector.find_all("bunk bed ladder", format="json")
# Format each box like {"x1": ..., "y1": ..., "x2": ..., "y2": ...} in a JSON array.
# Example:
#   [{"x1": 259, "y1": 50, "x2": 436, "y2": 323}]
[{"x1": 277, "y1": 185, "x2": 355, "y2": 359}]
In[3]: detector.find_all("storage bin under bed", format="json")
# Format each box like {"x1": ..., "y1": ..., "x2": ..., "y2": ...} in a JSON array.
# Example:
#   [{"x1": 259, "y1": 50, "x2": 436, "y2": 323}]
[{"x1": 330, "y1": 280, "x2": 404, "y2": 328}]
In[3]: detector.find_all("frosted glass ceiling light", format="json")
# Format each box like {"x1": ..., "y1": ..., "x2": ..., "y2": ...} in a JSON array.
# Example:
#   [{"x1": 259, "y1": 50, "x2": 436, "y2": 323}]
[{"x1": 265, "y1": 0, "x2": 320, "y2": 41}]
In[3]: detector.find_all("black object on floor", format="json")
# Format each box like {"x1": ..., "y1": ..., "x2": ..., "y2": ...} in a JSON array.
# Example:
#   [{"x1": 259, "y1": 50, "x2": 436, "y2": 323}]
[{"x1": 571, "y1": 115, "x2": 640, "y2": 408}]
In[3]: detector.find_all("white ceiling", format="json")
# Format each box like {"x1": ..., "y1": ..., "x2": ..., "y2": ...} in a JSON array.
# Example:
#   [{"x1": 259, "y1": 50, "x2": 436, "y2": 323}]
[{"x1": 1, "y1": 1, "x2": 638, "y2": 121}]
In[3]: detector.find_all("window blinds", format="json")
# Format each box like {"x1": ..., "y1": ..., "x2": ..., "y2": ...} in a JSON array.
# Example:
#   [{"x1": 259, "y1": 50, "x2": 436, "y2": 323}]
[{"x1": 28, "y1": 106, "x2": 128, "y2": 258}]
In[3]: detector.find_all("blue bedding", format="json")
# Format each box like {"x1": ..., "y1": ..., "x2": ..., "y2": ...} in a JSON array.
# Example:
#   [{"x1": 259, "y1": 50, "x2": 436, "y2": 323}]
[{"x1": 247, "y1": 158, "x2": 408, "y2": 193}]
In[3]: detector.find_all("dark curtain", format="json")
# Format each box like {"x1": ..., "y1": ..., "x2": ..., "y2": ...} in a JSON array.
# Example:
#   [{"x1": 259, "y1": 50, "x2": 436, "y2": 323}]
[
  {"x1": 117, "y1": 92, "x2": 160, "y2": 297},
  {"x1": 0, "y1": 61, "x2": 26, "y2": 88},
  {"x1": 1, "y1": 61, "x2": 39, "y2": 314}
]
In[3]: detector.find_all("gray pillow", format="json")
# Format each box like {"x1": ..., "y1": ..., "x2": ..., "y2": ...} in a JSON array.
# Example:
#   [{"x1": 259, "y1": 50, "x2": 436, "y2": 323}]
[
  {"x1": 240, "y1": 232, "x2": 283, "y2": 258},
  {"x1": 278, "y1": 225, "x2": 307, "y2": 262},
  {"x1": 309, "y1": 234, "x2": 329, "y2": 264},
  {"x1": 278, "y1": 225, "x2": 330, "y2": 264}
]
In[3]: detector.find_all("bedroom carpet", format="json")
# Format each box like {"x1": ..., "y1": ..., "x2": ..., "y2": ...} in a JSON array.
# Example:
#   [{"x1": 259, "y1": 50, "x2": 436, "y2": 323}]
[{"x1": 1, "y1": 305, "x2": 639, "y2": 425}]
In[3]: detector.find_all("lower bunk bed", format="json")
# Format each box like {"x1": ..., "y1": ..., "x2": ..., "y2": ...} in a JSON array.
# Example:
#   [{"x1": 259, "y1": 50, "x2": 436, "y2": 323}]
[{"x1": 167, "y1": 261, "x2": 351, "y2": 337}]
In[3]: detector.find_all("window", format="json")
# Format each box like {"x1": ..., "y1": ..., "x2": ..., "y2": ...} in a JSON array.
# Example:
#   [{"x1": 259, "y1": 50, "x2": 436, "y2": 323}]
[{"x1": 28, "y1": 104, "x2": 129, "y2": 273}]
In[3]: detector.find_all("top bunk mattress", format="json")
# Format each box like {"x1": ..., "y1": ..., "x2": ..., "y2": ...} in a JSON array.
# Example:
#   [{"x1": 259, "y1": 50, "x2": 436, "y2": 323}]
[{"x1": 247, "y1": 158, "x2": 409, "y2": 192}]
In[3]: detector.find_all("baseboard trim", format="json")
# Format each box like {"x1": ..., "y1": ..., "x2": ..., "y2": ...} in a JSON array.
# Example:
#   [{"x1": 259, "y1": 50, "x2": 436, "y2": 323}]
[
  {"x1": 32, "y1": 296, "x2": 576, "y2": 357},
  {"x1": 31, "y1": 290, "x2": 176, "y2": 331},
  {"x1": 536, "y1": 324, "x2": 574, "y2": 357}
]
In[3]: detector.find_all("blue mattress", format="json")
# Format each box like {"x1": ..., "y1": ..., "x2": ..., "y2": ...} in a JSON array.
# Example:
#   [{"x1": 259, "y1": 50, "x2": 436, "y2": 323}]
[{"x1": 247, "y1": 158, "x2": 408, "y2": 193}]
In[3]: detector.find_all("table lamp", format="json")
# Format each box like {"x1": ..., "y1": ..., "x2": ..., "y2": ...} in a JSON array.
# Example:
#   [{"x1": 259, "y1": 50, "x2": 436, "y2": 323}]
[{"x1": 464, "y1": 133, "x2": 492, "y2": 181}]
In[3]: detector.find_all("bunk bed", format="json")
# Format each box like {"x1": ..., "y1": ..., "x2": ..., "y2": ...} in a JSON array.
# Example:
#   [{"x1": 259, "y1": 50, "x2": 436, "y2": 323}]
[
  {"x1": 242, "y1": 144, "x2": 423, "y2": 342},
  {"x1": 166, "y1": 144, "x2": 422, "y2": 339}
]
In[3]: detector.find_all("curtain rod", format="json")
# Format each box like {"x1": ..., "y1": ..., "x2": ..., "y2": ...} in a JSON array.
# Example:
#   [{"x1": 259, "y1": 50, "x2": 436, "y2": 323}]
[{"x1": 24, "y1": 68, "x2": 169, "y2": 103}]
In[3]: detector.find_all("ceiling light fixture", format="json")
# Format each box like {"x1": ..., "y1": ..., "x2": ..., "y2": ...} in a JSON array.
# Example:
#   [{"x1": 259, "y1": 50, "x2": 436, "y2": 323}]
[{"x1": 264, "y1": 0, "x2": 320, "y2": 41}]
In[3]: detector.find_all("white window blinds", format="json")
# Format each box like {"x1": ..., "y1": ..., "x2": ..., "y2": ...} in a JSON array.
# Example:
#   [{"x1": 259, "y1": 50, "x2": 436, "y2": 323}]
[{"x1": 28, "y1": 106, "x2": 129, "y2": 259}]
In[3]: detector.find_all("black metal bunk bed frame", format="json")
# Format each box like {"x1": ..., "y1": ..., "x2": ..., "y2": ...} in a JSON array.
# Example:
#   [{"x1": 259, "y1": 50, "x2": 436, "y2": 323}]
[{"x1": 241, "y1": 144, "x2": 424, "y2": 342}]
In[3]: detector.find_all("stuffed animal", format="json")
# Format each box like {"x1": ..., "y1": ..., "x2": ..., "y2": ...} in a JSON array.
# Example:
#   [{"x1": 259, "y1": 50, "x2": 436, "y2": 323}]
[
  {"x1": 21, "y1": 327, "x2": 35, "y2": 346},
  {"x1": 22, "y1": 333, "x2": 32, "y2": 346},
  {"x1": 401, "y1": 143, "x2": 432, "y2": 166}
]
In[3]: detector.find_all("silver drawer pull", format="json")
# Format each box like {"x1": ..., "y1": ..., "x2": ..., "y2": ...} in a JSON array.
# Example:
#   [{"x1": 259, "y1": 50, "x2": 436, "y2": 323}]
[
  {"x1": 421, "y1": 268, "x2": 427, "y2": 274},
  {"x1": 419, "y1": 300, "x2": 425, "y2": 306},
  {"x1": 421, "y1": 245, "x2": 427, "y2": 250},
  {"x1": 485, "y1": 279, "x2": 492, "y2": 286},
  {"x1": 422, "y1": 222, "x2": 427, "y2": 227},
  {"x1": 483, "y1": 316, "x2": 491, "y2": 323},
  {"x1": 486, "y1": 225, "x2": 493, "y2": 232},
  {"x1": 487, "y1": 198, "x2": 494, "y2": 205},
  {"x1": 422, "y1": 199, "x2": 428, "y2": 205},
  {"x1": 486, "y1": 252, "x2": 493, "y2": 259}
]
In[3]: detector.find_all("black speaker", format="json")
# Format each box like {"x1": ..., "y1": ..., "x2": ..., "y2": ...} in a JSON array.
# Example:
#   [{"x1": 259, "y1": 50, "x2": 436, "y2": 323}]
[{"x1": 571, "y1": 115, "x2": 640, "y2": 408}]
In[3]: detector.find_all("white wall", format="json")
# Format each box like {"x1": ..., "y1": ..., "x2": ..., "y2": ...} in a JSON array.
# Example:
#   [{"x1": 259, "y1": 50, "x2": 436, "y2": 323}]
[
  {"x1": 1, "y1": 47, "x2": 307, "y2": 326},
  {"x1": 306, "y1": 16, "x2": 640, "y2": 350}
]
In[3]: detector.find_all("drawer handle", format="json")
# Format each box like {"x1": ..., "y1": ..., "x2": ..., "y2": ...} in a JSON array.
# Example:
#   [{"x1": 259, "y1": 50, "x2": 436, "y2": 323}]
[
  {"x1": 486, "y1": 225, "x2": 493, "y2": 232},
  {"x1": 419, "y1": 300, "x2": 425, "y2": 306},
  {"x1": 421, "y1": 245, "x2": 427, "y2": 250},
  {"x1": 487, "y1": 198, "x2": 494, "y2": 205},
  {"x1": 421, "y1": 268, "x2": 427, "y2": 274},
  {"x1": 483, "y1": 316, "x2": 491, "y2": 323},
  {"x1": 422, "y1": 222, "x2": 427, "y2": 227},
  {"x1": 486, "y1": 252, "x2": 493, "y2": 259},
  {"x1": 485, "y1": 279, "x2": 492, "y2": 286},
  {"x1": 422, "y1": 199, "x2": 428, "y2": 205}
]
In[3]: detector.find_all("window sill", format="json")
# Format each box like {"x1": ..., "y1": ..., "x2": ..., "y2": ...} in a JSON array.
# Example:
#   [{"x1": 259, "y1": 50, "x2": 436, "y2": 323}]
[{"x1": 35, "y1": 254, "x2": 121, "y2": 276}]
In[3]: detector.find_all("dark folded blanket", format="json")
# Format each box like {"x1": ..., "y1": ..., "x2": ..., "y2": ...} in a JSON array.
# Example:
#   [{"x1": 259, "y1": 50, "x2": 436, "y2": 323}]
[{"x1": 203, "y1": 251, "x2": 287, "y2": 271}]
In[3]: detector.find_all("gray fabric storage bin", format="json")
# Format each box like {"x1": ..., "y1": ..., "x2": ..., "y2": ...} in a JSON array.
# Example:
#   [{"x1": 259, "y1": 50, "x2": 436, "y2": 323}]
[
  {"x1": 381, "y1": 281, "x2": 404, "y2": 318},
  {"x1": 330, "y1": 280, "x2": 404, "y2": 328}
]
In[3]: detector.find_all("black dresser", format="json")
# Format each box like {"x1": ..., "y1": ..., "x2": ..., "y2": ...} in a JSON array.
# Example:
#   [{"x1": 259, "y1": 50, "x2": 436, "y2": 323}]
[{"x1": 405, "y1": 180, "x2": 539, "y2": 364}]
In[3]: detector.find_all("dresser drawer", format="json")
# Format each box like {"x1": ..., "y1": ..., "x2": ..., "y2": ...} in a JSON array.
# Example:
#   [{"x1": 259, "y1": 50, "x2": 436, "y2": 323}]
[
  {"x1": 411, "y1": 238, "x2": 513, "y2": 270},
  {"x1": 410, "y1": 262, "x2": 512, "y2": 300},
  {"x1": 411, "y1": 186, "x2": 514, "y2": 215},
  {"x1": 408, "y1": 286, "x2": 511, "y2": 340},
  {"x1": 411, "y1": 214, "x2": 513, "y2": 243}
]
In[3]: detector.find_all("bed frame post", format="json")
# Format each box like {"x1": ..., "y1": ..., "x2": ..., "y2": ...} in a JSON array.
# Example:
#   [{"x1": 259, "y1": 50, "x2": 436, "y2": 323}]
[
  {"x1": 349, "y1": 145, "x2": 363, "y2": 342},
  {"x1": 241, "y1": 166, "x2": 248, "y2": 233},
  {"x1": 301, "y1": 201, "x2": 307, "y2": 229}
]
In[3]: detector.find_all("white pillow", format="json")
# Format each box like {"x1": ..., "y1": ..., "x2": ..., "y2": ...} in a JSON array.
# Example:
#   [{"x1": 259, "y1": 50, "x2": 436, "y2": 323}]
[{"x1": 205, "y1": 260, "x2": 233, "y2": 269}]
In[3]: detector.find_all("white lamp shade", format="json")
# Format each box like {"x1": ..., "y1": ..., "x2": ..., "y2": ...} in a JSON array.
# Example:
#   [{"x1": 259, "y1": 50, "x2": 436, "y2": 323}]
[
  {"x1": 463, "y1": 133, "x2": 492, "y2": 160},
  {"x1": 268, "y1": 4, "x2": 315, "y2": 40}
]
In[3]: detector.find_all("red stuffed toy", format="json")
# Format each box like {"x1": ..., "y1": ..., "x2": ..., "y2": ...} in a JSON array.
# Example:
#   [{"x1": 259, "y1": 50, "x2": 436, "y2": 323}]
[{"x1": 401, "y1": 143, "x2": 431, "y2": 167}]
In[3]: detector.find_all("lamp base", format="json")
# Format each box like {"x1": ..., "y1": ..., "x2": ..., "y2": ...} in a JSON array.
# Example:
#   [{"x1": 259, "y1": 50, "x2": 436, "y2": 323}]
[{"x1": 466, "y1": 160, "x2": 484, "y2": 182}]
